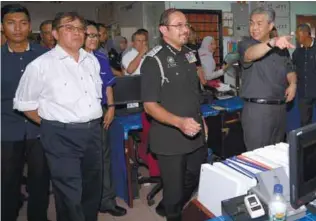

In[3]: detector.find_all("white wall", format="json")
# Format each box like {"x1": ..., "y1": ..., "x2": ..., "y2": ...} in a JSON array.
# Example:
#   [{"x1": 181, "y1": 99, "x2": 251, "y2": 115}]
[
  {"x1": 165, "y1": 1, "x2": 232, "y2": 11},
  {"x1": 3, "y1": 1, "x2": 104, "y2": 31}
]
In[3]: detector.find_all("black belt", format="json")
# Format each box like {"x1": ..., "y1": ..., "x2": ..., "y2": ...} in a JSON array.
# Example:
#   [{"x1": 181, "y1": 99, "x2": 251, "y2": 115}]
[
  {"x1": 42, "y1": 118, "x2": 101, "y2": 129},
  {"x1": 243, "y1": 98, "x2": 286, "y2": 105}
]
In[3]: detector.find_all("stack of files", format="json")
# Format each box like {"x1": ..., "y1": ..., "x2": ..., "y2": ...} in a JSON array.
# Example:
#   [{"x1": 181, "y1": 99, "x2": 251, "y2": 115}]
[{"x1": 198, "y1": 161, "x2": 257, "y2": 216}]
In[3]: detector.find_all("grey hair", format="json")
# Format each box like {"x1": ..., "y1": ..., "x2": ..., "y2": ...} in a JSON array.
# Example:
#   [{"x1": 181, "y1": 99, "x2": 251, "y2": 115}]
[
  {"x1": 297, "y1": 23, "x2": 311, "y2": 35},
  {"x1": 250, "y1": 7, "x2": 275, "y2": 24}
]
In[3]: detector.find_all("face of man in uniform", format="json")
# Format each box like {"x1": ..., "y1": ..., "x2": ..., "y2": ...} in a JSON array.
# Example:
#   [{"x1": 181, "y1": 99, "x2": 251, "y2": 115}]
[
  {"x1": 249, "y1": 13, "x2": 273, "y2": 42},
  {"x1": 52, "y1": 17, "x2": 85, "y2": 53},
  {"x1": 160, "y1": 11, "x2": 190, "y2": 48},
  {"x1": 40, "y1": 23, "x2": 55, "y2": 48},
  {"x1": 2, "y1": 12, "x2": 31, "y2": 44}
]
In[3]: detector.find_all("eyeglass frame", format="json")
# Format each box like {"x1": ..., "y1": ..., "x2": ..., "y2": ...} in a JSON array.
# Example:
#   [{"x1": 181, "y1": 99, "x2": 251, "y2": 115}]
[
  {"x1": 85, "y1": 33, "x2": 100, "y2": 39},
  {"x1": 162, "y1": 23, "x2": 192, "y2": 30},
  {"x1": 57, "y1": 24, "x2": 86, "y2": 33}
]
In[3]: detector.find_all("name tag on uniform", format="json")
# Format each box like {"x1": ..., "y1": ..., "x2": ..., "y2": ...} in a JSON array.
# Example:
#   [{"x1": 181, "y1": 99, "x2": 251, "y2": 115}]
[{"x1": 185, "y1": 52, "x2": 197, "y2": 63}]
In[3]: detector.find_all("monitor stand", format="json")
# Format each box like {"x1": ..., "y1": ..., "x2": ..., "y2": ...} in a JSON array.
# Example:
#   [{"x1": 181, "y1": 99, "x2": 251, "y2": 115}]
[{"x1": 250, "y1": 167, "x2": 307, "y2": 221}]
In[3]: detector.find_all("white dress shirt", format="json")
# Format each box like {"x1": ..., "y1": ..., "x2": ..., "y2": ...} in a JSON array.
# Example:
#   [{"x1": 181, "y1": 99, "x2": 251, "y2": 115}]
[
  {"x1": 14, "y1": 44, "x2": 103, "y2": 123},
  {"x1": 121, "y1": 47, "x2": 144, "y2": 76}
]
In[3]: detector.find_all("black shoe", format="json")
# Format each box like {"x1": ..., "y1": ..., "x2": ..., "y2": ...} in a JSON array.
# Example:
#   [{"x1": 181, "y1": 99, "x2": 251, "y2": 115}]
[
  {"x1": 155, "y1": 202, "x2": 166, "y2": 217},
  {"x1": 99, "y1": 205, "x2": 127, "y2": 216}
]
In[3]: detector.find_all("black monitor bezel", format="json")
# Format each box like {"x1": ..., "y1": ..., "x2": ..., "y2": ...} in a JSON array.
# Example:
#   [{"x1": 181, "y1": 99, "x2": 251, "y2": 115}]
[
  {"x1": 112, "y1": 75, "x2": 142, "y2": 105},
  {"x1": 288, "y1": 122, "x2": 316, "y2": 209}
]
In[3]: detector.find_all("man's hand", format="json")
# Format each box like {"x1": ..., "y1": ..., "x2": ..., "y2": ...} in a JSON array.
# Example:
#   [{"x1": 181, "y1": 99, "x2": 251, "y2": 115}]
[
  {"x1": 197, "y1": 67, "x2": 207, "y2": 85},
  {"x1": 103, "y1": 107, "x2": 115, "y2": 129},
  {"x1": 140, "y1": 45, "x2": 148, "y2": 56},
  {"x1": 221, "y1": 64, "x2": 229, "y2": 71},
  {"x1": 272, "y1": 36, "x2": 295, "y2": 50},
  {"x1": 202, "y1": 118, "x2": 208, "y2": 141},
  {"x1": 285, "y1": 83, "x2": 297, "y2": 102},
  {"x1": 178, "y1": 117, "x2": 201, "y2": 137}
]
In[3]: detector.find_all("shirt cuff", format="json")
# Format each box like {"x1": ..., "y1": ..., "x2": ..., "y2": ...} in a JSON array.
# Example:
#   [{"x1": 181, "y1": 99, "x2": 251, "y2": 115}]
[{"x1": 13, "y1": 99, "x2": 39, "y2": 111}]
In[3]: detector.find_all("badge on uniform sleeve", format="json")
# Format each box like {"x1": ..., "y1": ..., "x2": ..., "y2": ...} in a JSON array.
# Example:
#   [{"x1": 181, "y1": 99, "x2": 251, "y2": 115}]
[{"x1": 185, "y1": 51, "x2": 197, "y2": 63}]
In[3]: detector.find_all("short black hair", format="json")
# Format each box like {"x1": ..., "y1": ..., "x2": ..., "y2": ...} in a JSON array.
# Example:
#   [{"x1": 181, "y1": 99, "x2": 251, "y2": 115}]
[
  {"x1": 1, "y1": 4, "x2": 31, "y2": 23},
  {"x1": 137, "y1": 28, "x2": 148, "y2": 34},
  {"x1": 123, "y1": 36, "x2": 127, "y2": 43},
  {"x1": 297, "y1": 23, "x2": 311, "y2": 36},
  {"x1": 96, "y1": 23, "x2": 106, "y2": 31},
  {"x1": 39, "y1": 20, "x2": 53, "y2": 32},
  {"x1": 86, "y1": 20, "x2": 98, "y2": 29},
  {"x1": 159, "y1": 8, "x2": 183, "y2": 26},
  {"x1": 131, "y1": 29, "x2": 147, "y2": 42},
  {"x1": 52, "y1": 11, "x2": 86, "y2": 30}
]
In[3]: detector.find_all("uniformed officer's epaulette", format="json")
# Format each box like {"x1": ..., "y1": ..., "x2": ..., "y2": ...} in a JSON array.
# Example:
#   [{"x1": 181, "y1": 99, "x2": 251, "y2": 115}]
[
  {"x1": 146, "y1": 45, "x2": 162, "y2": 57},
  {"x1": 183, "y1": 45, "x2": 194, "y2": 52}
]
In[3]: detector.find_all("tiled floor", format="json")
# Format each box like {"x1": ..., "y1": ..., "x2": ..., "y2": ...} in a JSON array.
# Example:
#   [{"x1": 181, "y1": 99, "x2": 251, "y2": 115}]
[{"x1": 18, "y1": 168, "x2": 166, "y2": 221}]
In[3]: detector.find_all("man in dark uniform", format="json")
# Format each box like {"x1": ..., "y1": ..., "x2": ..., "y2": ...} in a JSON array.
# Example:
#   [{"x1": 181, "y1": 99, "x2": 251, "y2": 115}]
[
  {"x1": 1, "y1": 4, "x2": 50, "y2": 221},
  {"x1": 141, "y1": 8, "x2": 208, "y2": 221},
  {"x1": 238, "y1": 7, "x2": 297, "y2": 151},
  {"x1": 293, "y1": 23, "x2": 316, "y2": 126}
]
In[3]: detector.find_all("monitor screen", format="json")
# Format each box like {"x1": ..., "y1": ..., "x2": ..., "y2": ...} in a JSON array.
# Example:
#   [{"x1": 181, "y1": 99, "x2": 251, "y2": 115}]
[
  {"x1": 289, "y1": 123, "x2": 316, "y2": 209},
  {"x1": 112, "y1": 75, "x2": 142, "y2": 105}
]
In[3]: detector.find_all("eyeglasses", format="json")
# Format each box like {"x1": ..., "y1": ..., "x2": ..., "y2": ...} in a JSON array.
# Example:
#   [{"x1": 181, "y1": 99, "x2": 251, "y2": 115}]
[
  {"x1": 165, "y1": 23, "x2": 191, "y2": 30},
  {"x1": 85, "y1": 33, "x2": 100, "y2": 39},
  {"x1": 57, "y1": 24, "x2": 85, "y2": 33}
]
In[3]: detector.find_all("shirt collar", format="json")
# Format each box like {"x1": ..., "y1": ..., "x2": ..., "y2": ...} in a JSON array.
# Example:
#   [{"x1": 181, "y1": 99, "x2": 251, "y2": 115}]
[
  {"x1": 162, "y1": 40, "x2": 183, "y2": 55},
  {"x1": 53, "y1": 44, "x2": 88, "y2": 62},
  {"x1": 311, "y1": 38, "x2": 314, "y2": 47},
  {"x1": 4, "y1": 42, "x2": 30, "y2": 53}
]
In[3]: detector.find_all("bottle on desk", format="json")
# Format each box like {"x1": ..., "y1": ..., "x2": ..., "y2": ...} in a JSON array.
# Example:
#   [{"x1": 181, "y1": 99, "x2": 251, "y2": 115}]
[{"x1": 268, "y1": 184, "x2": 287, "y2": 221}]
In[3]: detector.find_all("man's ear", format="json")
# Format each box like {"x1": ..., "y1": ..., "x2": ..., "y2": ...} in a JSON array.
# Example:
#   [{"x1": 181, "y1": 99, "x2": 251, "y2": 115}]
[
  {"x1": 52, "y1": 29, "x2": 58, "y2": 41},
  {"x1": 159, "y1": 26, "x2": 167, "y2": 36},
  {"x1": 269, "y1": 22, "x2": 275, "y2": 32}
]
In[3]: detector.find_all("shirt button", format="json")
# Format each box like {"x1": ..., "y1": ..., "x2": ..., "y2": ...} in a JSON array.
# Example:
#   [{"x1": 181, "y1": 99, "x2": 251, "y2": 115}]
[
  {"x1": 89, "y1": 105, "x2": 91, "y2": 107},
  {"x1": 20, "y1": 57, "x2": 23, "y2": 60},
  {"x1": 21, "y1": 69, "x2": 24, "y2": 72},
  {"x1": 81, "y1": 77, "x2": 83, "y2": 80},
  {"x1": 25, "y1": 119, "x2": 28, "y2": 123},
  {"x1": 85, "y1": 91, "x2": 87, "y2": 94},
  {"x1": 176, "y1": 72, "x2": 179, "y2": 75}
]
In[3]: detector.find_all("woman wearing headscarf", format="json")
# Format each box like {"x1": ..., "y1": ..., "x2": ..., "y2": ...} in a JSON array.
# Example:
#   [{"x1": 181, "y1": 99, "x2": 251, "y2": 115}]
[{"x1": 198, "y1": 36, "x2": 227, "y2": 80}]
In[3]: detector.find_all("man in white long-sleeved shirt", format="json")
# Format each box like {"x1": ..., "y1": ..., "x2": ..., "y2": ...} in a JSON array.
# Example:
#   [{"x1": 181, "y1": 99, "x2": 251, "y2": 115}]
[
  {"x1": 14, "y1": 12, "x2": 103, "y2": 221},
  {"x1": 121, "y1": 29, "x2": 148, "y2": 76}
]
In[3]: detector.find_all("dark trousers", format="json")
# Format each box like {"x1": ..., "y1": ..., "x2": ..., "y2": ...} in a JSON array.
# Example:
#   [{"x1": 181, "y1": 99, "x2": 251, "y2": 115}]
[
  {"x1": 299, "y1": 98, "x2": 316, "y2": 127},
  {"x1": 100, "y1": 127, "x2": 116, "y2": 209},
  {"x1": 40, "y1": 120, "x2": 102, "y2": 221},
  {"x1": 241, "y1": 102, "x2": 286, "y2": 151},
  {"x1": 157, "y1": 147, "x2": 207, "y2": 220},
  {"x1": 1, "y1": 138, "x2": 50, "y2": 221}
]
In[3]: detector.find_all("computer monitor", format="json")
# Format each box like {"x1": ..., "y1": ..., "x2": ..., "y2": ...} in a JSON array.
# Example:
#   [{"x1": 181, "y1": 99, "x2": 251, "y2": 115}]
[
  {"x1": 112, "y1": 75, "x2": 142, "y2": 105},
  {"x1": 288, "y1": 122, "x2": 316, "y2": 211}
]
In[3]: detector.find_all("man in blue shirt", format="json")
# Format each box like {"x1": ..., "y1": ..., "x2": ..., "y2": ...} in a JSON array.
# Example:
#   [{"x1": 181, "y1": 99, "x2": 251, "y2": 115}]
[
  {"x1": 85, "y1": 20, "x2": 127, "y2": 216},
  {"x1": 293, "y1": 24, "x2": 316, "y2": 126},
  {"x1": 1, "y1": 4, "x2": 50, "y2": 221}
]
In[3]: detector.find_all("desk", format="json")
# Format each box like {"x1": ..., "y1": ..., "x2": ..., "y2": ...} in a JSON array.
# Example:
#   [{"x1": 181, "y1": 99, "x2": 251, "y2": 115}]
[
  {"x1": 207, "y1": 211, "x2": 316, "y2": 221},
  {"x1": 109, "y1": 104, "x2": 220, "y2": 207}
]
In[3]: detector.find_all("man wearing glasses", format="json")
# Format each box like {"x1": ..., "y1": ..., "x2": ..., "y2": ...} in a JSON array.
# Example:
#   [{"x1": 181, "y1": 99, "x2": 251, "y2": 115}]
[
  {"x1": 14, "y1": 12, "x2": 103, "y2": 221},
  {"x1": 141, "y1": 9, "x2": 208, "y2": 221}
]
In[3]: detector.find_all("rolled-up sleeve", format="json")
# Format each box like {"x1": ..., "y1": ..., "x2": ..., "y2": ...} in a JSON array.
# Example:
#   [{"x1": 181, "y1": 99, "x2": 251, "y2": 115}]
[{"x1": 13, "y1": 62, "x2": 43, "y2": 111}]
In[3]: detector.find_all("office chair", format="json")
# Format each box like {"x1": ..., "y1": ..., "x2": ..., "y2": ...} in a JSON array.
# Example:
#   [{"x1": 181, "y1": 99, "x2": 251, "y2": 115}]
[{"x1": 136, "y1": 112, "x2": 162, "y2": 206}]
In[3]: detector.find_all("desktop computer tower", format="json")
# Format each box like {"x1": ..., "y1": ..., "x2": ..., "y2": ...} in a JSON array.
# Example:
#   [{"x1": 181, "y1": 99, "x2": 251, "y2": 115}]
[{"x1": 206, "y1": 111, "x2": 246, "y2": 159}]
